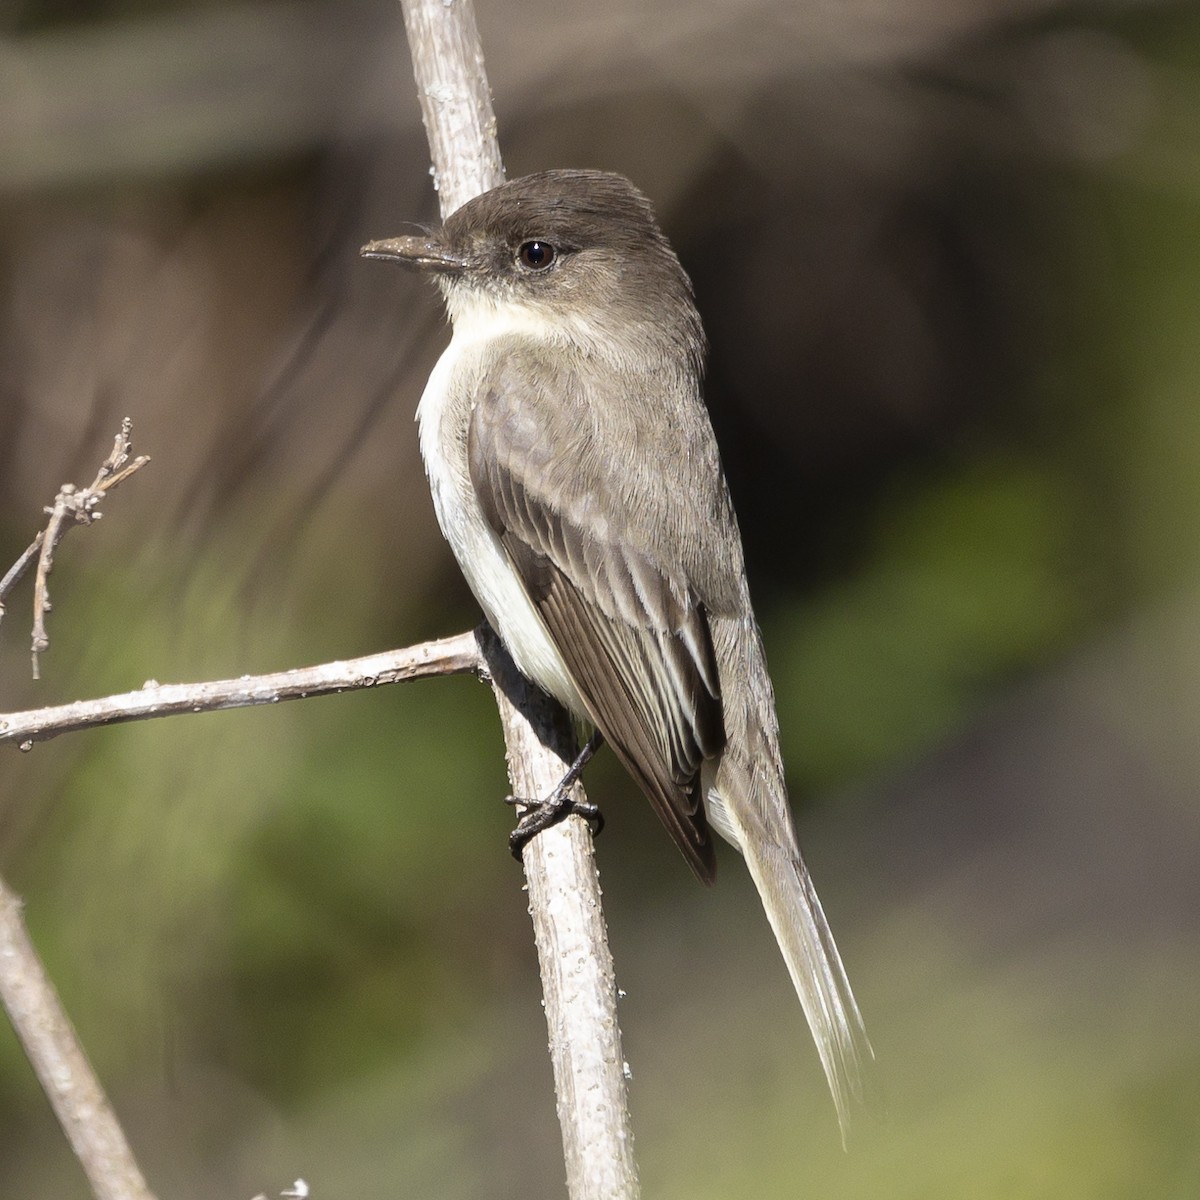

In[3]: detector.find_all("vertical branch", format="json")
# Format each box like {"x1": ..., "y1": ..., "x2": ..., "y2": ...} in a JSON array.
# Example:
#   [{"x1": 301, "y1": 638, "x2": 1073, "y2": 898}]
[
  {"x1": 478, "y1": 630, "x2": 641, "y2": 1200},
  {"x1": 400, "y1": 0, "x2": 504, "y2": 212},
  {"x1": 0, "y1": 876, "x2": 157, "y2": 1200},
  {"x1": 397, "y1": 2, "x2": 641, "y2": 1195}
]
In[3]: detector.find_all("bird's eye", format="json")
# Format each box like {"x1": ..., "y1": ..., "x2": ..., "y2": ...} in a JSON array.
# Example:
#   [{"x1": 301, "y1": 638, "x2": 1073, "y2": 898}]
[{"x1": 517, "y1": 241, "x2": 556, "y2": 270}]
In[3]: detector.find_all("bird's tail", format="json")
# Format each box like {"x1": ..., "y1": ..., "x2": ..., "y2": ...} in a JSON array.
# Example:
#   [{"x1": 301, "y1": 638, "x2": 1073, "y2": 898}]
[{"x1": 711, "y1": 788, "x2": 873, "y2": 1141}]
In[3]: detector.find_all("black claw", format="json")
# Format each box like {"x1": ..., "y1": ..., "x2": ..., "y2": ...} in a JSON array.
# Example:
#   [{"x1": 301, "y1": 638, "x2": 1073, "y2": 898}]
[
  {"x1": 508, "y1": 793, "x2": 605, "y2": 860},
  {"x1": 506, "y1": 731, "x2": 606, "y2": 860}
]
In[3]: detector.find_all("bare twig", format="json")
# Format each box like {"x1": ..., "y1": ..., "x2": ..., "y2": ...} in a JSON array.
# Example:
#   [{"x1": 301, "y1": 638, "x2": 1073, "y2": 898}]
[
  {"x1": 0, "y1": 875, "x2": 157, "y2": 1200},
  {"x1": 398, "y1": 2, "x2": 641, "y2": 1196},
  {"x1": 0, "y1": 631, "x2": 483, "y2": 749},
  {"x1": 0, "y1": 418, "x2": 150, "y2": 679},
  {"x1": 0, "y1": 532, "x2": 44, "y2": 619}
]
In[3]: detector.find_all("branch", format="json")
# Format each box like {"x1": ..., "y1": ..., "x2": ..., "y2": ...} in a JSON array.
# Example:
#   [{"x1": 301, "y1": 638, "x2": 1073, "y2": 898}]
[
  {"x1": 478, "y1": 631, "x2": 641, "y2": 1198},
  {"x1": 0, "y1": 417, "x2": 150, "y2": 679},
  {"x1": 4, "y1": 10, "x2": 640, "y2": 1198},
  {"x1": 398, "y1": 2, "x2": 641, "y2": 1196},
  {"x1": 0, "y1": 421, "x2": 162, "y2": 1200},
  {"x1": 0, "y1": 533, "x2": 44, "y2": 616},
  {"x1": 0, "y1": 632, "x2": 483, "y2": 749},
  {"x1": 0, "y1": 876, "x2": 157, "y2": 1200},
  {"x1": 400, "y1": 0, "x2": 504, "y2": 214}
]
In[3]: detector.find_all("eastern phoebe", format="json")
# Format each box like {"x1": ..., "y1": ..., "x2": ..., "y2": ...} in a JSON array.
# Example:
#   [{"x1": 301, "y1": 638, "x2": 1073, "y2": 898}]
[{"x1": 362, "y1": 169, "x2": 870, "y2": 1134}]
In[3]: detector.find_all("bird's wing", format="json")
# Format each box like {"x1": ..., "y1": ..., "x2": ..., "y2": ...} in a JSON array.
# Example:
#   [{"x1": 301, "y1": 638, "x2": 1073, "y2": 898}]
[{"x1": 467, "y1": 349, "x2": 725, "y2": 882}]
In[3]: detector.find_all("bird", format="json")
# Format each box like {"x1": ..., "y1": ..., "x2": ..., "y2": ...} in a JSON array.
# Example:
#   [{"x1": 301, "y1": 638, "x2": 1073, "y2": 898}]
[{"x1": 362, "y1": 168, "x2": 871, "y2": 1135}]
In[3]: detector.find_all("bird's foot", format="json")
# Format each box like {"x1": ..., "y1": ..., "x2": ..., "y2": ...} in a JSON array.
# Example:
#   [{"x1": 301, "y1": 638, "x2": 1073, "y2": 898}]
[
  {"x1": 506, "y1": 790, "x2": 605, "y2": 858},
  {"x1": 506, "y1": 731, "x2": 605, "y2": 860}
]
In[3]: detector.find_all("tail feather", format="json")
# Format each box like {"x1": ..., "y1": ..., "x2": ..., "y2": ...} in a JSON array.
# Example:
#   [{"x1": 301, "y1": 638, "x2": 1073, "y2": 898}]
[
  {"x1": 748, "y1": 840, "x2": 872, "y2": 1137},
  {"x1": 716, "y1": 797, "x2": 873, "y2": 1140}
]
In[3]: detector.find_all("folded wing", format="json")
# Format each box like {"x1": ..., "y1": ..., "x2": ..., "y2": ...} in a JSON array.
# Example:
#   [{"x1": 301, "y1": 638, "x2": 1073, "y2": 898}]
[{"x1": 467, "y1": 350, "x2": 725, "y2": 881}]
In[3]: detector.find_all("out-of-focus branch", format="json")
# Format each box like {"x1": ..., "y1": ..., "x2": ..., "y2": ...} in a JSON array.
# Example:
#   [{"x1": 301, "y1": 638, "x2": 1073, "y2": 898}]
[
  {"x1": 0, "y1": 876, "x2": 158, "y2": 1200},
  {"x1": 0, "y1": 417, "x2": 150, "y2": 679},
  {"x1": 398, "y1": 2, "x2": 640, "y2": 1196},
  {"x1": 0, "y1": 422, "x2": 156, "y2": 1200},
  {"x1": 0, "y1": 534, "x2": 44, "y2": 616}
]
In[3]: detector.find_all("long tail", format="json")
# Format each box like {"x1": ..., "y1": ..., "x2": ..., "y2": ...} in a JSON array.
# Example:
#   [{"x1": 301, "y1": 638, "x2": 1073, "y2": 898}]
[{"x1": 711, "y1": 791, "x2": 873, "y2": 1141}]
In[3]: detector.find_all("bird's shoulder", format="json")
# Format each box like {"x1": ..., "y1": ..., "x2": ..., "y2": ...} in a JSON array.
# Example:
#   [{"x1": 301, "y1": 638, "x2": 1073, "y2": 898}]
[{"x1": 469, "y1": 335, "x2": 742, "y2": 603}]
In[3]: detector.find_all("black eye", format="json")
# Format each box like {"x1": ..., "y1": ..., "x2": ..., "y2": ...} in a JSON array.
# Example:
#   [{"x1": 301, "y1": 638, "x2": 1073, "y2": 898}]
[{"x1": 517, "y1": 241, "x2": 556, "y2": 270}]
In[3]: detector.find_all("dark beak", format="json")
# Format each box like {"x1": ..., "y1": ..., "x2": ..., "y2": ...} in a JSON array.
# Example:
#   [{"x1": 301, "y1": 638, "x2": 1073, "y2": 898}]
[{"x1": 359, "y1": 236, "x2": 466, "y2": 274}]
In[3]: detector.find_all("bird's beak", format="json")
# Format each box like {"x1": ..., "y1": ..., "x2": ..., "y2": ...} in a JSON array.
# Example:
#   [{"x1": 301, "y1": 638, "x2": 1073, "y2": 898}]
[{"x1": 360, "y1": 235, "x2": 466, "y2": 275}]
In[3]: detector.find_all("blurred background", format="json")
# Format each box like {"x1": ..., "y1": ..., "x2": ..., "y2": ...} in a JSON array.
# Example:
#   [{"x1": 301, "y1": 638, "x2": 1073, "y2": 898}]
[{"x1": 1, "y1": 0, "x2": 1199, "y2": 1195}]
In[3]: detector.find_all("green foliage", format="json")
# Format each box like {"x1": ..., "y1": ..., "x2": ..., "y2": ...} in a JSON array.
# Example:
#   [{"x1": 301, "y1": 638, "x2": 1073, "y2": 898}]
[{"x1": 772, "y1": 458, "x2": 1090, "y2": 791}]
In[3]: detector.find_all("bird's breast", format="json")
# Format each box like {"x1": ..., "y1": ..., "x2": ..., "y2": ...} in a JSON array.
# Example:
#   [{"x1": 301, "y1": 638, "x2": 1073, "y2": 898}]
[{"x1": 416, "y1": 332, "x2": 583, "y2": 714}]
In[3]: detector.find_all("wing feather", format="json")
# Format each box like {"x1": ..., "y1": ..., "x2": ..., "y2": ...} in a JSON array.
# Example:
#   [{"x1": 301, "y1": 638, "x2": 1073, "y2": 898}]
[{"x1": 468, "y1": 350, "x2": 725, "y2": 882}]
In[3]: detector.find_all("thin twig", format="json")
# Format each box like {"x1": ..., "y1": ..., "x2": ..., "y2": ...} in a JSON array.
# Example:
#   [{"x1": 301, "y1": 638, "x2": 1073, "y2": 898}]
[
  {"x1": 30, "y1": 496, "x2": 70, "y2": 677},
  {"x1": 0, "y1": 532, "x2": 44, "y2": 621},
  {"x1": 397, "y1": 2, "x2": 641, "y2": 1196},
  {"x1": 0, "y1": 875, "x2": 157, "y2": 1200},
  {"x1": 1, "y1": 418, "x2": 151, "y2": 678},
  {"x1": 0, "y1": 631, "x2": 483, "y2": 749}
]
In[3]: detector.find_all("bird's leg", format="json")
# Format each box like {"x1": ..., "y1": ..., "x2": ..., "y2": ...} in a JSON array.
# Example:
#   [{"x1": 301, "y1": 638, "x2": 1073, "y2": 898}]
[{"x1": 508, "y1": 730, "x2": 606, "y2": 859}]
